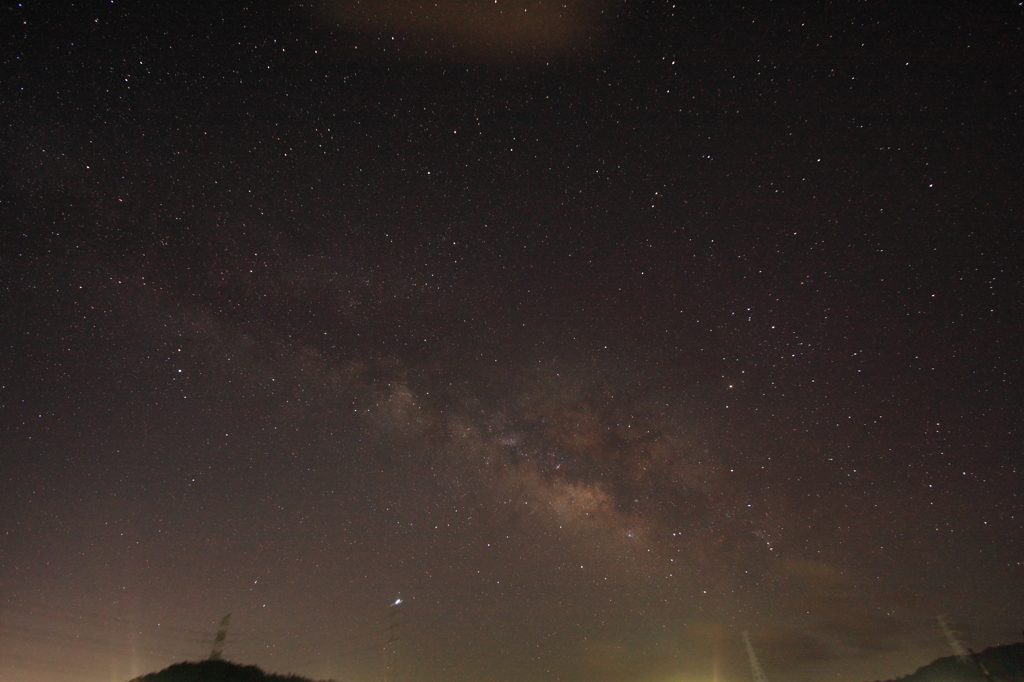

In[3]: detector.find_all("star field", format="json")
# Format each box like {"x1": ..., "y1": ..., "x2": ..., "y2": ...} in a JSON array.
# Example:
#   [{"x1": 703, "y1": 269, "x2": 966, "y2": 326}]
[{"x1": 1, "y1": 2, "x2": 1022, "y2": 682}]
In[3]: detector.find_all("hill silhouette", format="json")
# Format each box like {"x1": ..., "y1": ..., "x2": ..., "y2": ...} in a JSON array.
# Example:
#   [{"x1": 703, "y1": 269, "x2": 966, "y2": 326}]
[
  {"x1": 128, "y1": 643, "x2": 1024, "y2": 682},
  {"x1": 876, "y1": 642, "x2": 1024, "y2": 682},
  {"x1": 128, "y1": 659, "x2": 337, "y2": 682}
]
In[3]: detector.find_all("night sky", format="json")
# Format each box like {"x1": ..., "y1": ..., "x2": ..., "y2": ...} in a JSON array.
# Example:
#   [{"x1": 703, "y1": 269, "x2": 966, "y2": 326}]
[{"x1": 2, "y1": 2, "x2": 1022, "y2": 682}]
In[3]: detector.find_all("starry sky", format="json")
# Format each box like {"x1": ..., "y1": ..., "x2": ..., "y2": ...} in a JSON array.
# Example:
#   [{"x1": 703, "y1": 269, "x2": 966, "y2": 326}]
[{"x1": 1, "y1": 2, "x2": 1022, "y2": 682}]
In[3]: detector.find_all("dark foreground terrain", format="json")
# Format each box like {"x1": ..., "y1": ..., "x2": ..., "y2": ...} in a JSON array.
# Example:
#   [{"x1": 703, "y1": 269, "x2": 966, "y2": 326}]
[
  {"x1": 878, "y1": 643, "x2": 1024, "y2": 682},
  {"x1": 129, "y1": 659, "x2": 336, "y2": 682},
  {"x1": 131, "y1": 643, "x2": 1024, "y2": 682}
]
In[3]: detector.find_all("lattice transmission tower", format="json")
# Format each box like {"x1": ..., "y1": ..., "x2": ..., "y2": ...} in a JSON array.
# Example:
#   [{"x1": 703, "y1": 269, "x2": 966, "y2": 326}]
[
  {"x1": 742, "y1": 631, "x2": 770, "y2": 682},
  {"x1": 209, "y1": 613, "x2": 231, "y2": 660},
  {"x1": 937, "y1": 614, "x2": 970, "y2": 664},
  {"x1": 383, "y1": 599, "x2": 402, "y2": 682}
]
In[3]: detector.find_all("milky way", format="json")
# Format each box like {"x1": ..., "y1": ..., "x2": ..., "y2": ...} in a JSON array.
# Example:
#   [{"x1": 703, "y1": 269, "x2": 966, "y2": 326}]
[{"x1": 2, "y1": 2, "x2": 1022, "y2": 682}]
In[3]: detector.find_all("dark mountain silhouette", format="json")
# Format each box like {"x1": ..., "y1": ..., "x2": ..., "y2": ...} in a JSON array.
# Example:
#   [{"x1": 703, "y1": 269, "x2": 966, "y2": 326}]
[
  {"x1": 128, "y1": 643, "x2": 1024, "y2": 682},
  {"x1": 128, "y1": 659, "x2": 338, "y2": 682},
  {"x1": 872, "y1": 643, "x2": 1024, "y2": 682}
]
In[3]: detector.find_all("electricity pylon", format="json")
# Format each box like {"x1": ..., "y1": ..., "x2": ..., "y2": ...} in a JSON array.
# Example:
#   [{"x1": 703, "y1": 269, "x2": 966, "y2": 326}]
[
  {"x1": 384, "y1": 599, "x2": 402, "y2": 682},
  {"x1": 742, "y1": 631, "x2": 770, "y2": 682},
  {"x1": 209, "y1": 614, "x2": 231, "y2": 660},
  {"x1": 711, "y1": 627, "x2": 722, "y2": 682},
  {"x1": 937, "y1": 614, "x2": 970, "y2": 664}
]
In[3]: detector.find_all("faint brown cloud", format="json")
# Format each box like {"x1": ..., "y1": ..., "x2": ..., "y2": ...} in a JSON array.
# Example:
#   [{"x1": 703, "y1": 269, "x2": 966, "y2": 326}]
[
  {"x1": 745, "y1": 560, "x2": 909, "y2": 673},
  {"x1": 315, "y1": 0, "x2": 614, "y2": 62}
]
